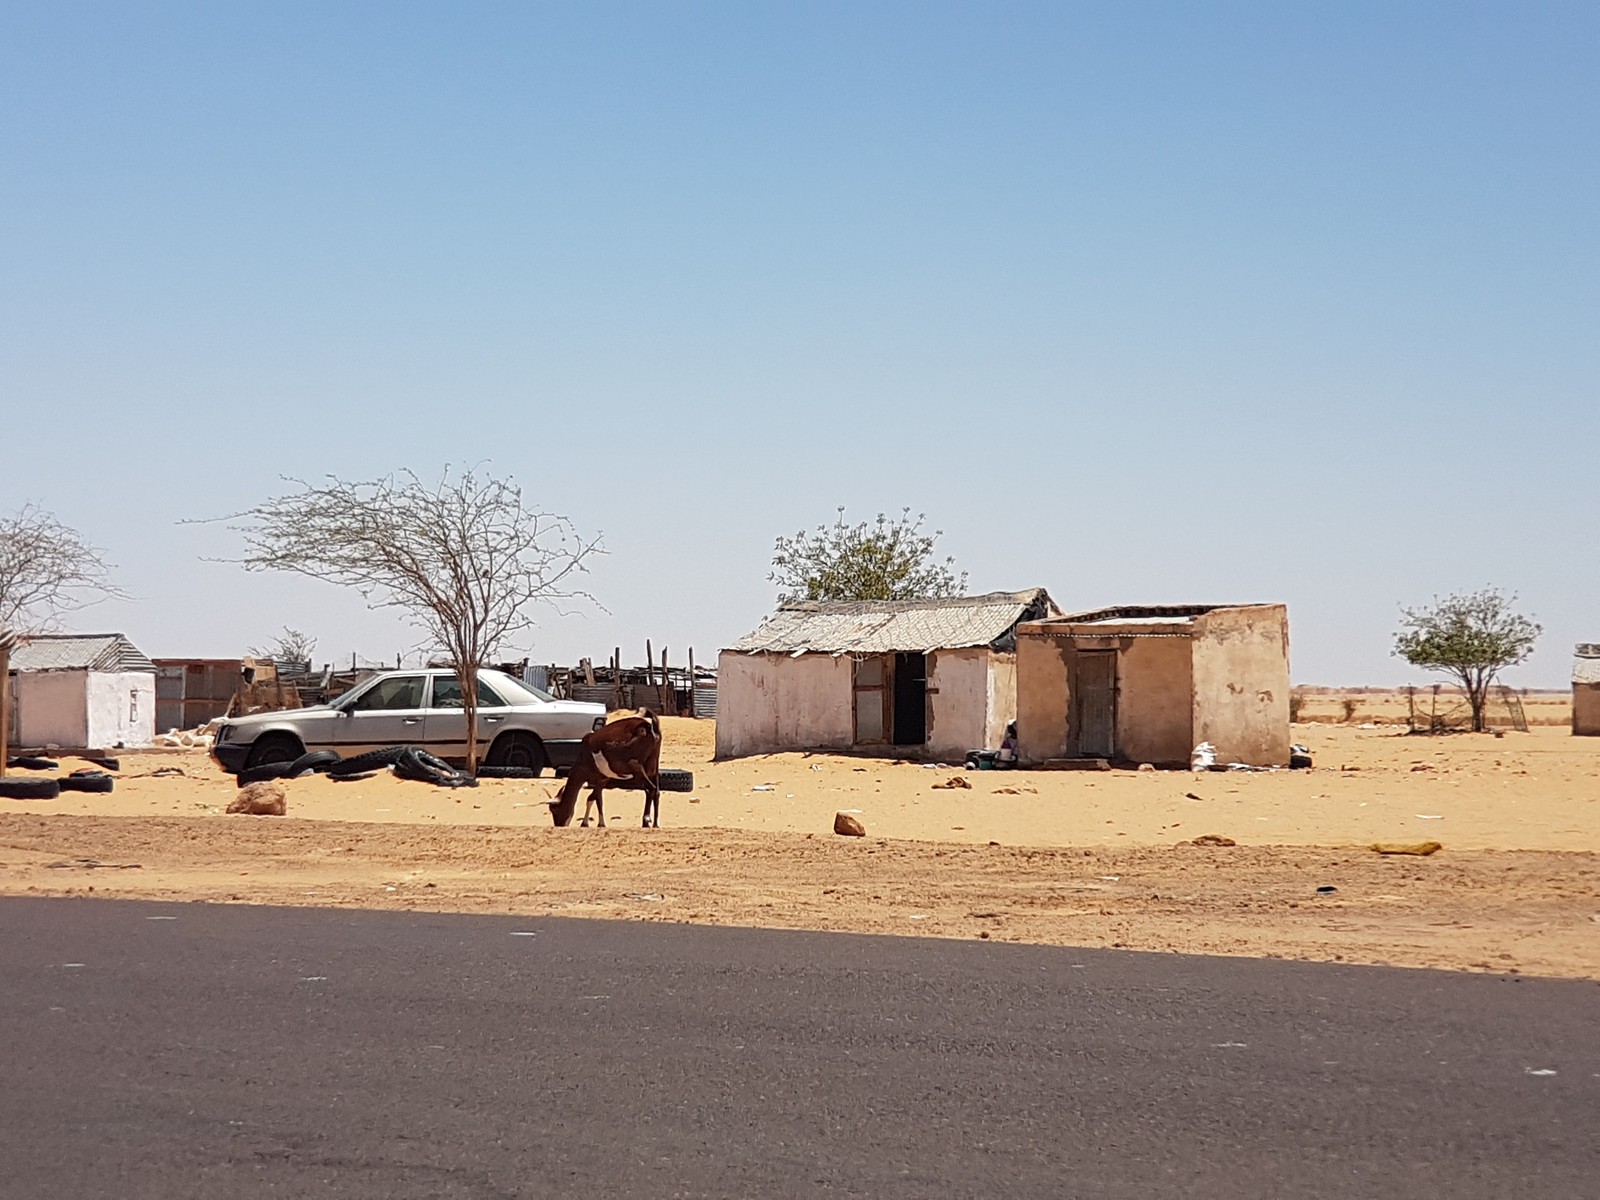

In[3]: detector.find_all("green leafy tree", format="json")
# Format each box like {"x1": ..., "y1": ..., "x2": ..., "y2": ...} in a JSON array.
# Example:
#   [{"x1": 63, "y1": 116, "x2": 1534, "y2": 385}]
[
  {"x1": 1393, "y1": 588, "x2": 1541, "y2": 732},
  {"x1": 770, "y1": 507, "x2": 967, "y2": 603}
]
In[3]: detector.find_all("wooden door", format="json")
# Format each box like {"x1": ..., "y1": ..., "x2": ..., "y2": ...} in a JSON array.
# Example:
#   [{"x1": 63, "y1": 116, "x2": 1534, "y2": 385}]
[
  {"x1": 852, "y1": 656, "x2": 889, "y2": 744},
  {"x1": 1073, "y1": 652, "x2": 1117, "y2": 759}
]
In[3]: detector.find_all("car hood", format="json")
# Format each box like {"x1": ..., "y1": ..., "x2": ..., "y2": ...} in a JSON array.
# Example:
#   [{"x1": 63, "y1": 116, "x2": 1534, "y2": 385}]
[{"x1": 222, "y1": 705, "x2": 342, "y2": 728}]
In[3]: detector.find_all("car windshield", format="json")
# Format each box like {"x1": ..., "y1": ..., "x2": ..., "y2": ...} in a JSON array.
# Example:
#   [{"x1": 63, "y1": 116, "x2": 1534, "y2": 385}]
[{"x1": 484, "y1": 673, "x2": 557, "y2": 704}]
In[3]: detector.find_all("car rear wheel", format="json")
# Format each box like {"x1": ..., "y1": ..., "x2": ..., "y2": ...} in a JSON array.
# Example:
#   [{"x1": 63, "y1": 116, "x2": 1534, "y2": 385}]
[
  {"x1": 484, "y1": 731, "x2": 547, "y2": 776},
  {"x1": 244, "y1": 733, "x2": 304, "y2": 772}
]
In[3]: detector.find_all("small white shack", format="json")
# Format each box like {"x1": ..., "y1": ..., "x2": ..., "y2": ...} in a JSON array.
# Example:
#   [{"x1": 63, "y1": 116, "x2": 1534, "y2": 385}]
[
  {"x1": 6, "y1": 633, "x2": 157, "y2": 751},
  {"x1": 1574, "y1": 644, "x2": 1600, "y2": 736},
  {"x1": 716, "y1": 589, "x2": 1059, "y2": 761}
]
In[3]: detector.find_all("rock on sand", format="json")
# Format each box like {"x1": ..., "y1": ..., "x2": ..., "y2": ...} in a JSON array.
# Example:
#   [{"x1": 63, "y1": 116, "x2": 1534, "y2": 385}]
[{"x1": 228, "y1": 782, "x2": 287, "y2": 816}]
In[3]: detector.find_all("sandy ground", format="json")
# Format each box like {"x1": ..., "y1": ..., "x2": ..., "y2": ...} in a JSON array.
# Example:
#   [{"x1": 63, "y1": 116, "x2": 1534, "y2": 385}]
[{"x1": 3, "y1": 719, "x2": 1598, "y2": 979}]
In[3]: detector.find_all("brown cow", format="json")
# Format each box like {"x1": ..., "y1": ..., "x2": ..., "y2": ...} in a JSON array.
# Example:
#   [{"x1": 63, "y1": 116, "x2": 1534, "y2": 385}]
[{"x1": 547, "y1": 710, "x2": 663, "y2": 828}]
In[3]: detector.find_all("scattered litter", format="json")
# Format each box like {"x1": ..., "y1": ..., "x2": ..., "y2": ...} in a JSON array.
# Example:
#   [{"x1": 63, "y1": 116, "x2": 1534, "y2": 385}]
[
  {"x1": 1212, "y1": 1042, "x2": 1247, "y2": 1048},
  {"x1": 931, "y1": 776, "x2": 972, "y2": 790},
  {"x1": 907, "y1": 914, "x2": 928, "y2": 921},
  {"x1": 139, "y1": 766, "x2": 188, "y2": 779},
  {"x1": 62, "y1": 963, "x2": 85, "y2": 969},
  {"x1": 1187, "y1": 834, "x2": 1236, "y2": 847},
  {"x1": 1415, "y1": 814, "x2": 1444, "y2": 820},
  {"x1": 299, "y1": 976, "x2": 328, "y2": 983},
  {"x1": 751, "y1": 784, "x2": 776, "y2": 792},
  {"x1": 1525, "y1": 1068, "x2": 1557, "y2": 1077},
  {"x1": 1315, "y1": 886, "x2": 1338, "y2": 894},
  {"x1": 626, "y1": 892, "x2": 665, "y2": 902},
  {"x1": 1370, "y1": 841, "x2": 1442, "y2": 856},
  {"x1": 509, "y1": 931, "x2": 538, "y2": 937},
  {"x1": 1184, "y1": 792, "x2": 1205, "y2": 802},
  {"x1": 1189, "y1": 742, "x2": 1216, "y2": 771},
  {"x1": 810, "y1": 764, "x2": 824, "y2": 771},
  {"x1": 1411, "y1": 763, "x2": 1435, "y2": 773},
  {"x1": 145, "y1": 915, "x2": 177, "y2": 921},
  {"x1": 1137, "y1": 763, "x2": 1156, "y2": 772},
  {"x1": 1100, "y1": 875, "x2": 1121, "y2": 882},
  {"x1": 1289, "y1": 743, "x2": 1313, "y2": 769}
]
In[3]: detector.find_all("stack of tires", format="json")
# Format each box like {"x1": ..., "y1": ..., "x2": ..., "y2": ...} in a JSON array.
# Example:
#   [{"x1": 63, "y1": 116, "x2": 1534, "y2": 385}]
[{"x1": 0, "y1": 758, "x2": 117, "y2": 800}]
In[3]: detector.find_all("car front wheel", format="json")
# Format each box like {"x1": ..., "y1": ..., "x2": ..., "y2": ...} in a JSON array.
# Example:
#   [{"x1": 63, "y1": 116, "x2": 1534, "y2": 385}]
[{"x1": 245, "y1": 733, "x2": 305, "y2": 771}]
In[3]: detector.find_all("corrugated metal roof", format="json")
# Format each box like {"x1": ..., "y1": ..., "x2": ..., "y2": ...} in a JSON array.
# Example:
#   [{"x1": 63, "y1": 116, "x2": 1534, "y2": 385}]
[
  {"x1": 1574, "y1": 644, "x2": 1600, "y2": 685},
  {"x1": 9, "y1": 633, "x2": 157, "y2": 674},
  {"x1": 725, "y1": 589, "x2": 1058, "y2": 655}
]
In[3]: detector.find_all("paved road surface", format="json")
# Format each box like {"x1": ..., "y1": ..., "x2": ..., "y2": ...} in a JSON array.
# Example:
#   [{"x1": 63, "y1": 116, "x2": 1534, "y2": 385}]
[{"x1": 1, "y1": 897, "x2": 1595, "y2": 1198}]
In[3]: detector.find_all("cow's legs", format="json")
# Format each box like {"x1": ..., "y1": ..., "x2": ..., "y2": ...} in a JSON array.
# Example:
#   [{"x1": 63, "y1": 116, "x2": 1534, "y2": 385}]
[
  {"x1": 581, "y1": 787, "x2": 602, "y2": 828},
  {"x1": 643, "y1": 779, "x2": 661, "y2": 828}
]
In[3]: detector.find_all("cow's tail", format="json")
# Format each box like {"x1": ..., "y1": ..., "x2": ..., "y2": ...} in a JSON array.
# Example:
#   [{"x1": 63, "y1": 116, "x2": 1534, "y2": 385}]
[{"x1": 639, "y1": 708, "x2": 661, "y2": 740}]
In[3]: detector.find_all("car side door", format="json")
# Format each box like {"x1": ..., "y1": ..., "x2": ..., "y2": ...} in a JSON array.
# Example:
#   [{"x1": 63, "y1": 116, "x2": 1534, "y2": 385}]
[
  {"x1": 333, "y1": 673, "x2": 428, "y2": 753},
  {"x1": 425, "y1": 674, "x2": 512, "y2": 762}
]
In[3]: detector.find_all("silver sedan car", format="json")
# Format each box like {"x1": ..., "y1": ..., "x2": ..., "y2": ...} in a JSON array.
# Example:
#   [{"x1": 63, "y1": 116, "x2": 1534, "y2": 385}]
[{"x1": 212, "y1": 668, "x2": 606, "y2": 776}]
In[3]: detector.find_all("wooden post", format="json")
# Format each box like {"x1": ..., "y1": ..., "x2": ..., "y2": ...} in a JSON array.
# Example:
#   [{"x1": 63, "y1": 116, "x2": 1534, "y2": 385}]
[
  {"x1": 688, "y1": 647, "x2": 697, "y2": 718},
  {"x1": 645, "y1": 640, "x2": 653, "y2": 687},
  {"x1": 0, "y1": 641, "x2": 10, "y2": 778}
]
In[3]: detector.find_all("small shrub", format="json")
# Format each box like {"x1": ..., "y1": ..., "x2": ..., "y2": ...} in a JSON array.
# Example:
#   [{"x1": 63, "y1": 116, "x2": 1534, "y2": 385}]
[{"x1": 1340, "y1": 697, "x2": 1361, "y2": 723}]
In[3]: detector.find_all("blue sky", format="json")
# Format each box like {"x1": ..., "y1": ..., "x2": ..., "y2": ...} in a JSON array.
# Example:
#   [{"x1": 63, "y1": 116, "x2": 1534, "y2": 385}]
[{"x1": 3, "y1": 2, "x2": 1595, "y2": 684}]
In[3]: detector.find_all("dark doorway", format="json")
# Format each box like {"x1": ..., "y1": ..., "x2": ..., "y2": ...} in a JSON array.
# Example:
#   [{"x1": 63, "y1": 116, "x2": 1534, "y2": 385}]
[
  {"x1": 1072, "y1": 651, "x2": 1117, "y2": 759},
  {"x1": 892, "y1": 652, "x2": 927, "y2": 746}
]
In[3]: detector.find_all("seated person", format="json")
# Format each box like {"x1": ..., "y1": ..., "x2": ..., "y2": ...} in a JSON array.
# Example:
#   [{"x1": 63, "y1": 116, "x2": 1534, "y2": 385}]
[{"x1": 997, "y1": 721, "x2": 1019, "y2": 767}]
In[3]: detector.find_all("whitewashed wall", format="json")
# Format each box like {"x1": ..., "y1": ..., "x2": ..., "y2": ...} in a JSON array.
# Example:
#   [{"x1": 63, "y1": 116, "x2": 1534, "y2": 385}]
[
  {"x1": 15, "y1": 670, "x2": 91, "y2": 747},
  {"x1": 927, "y1": 648, "x2": 991, "y2": 759},
  {"x1": 714, "y1": 652, "x2": 854, "y2": 758},
  {"x1": 86, "y1": 670, "x2": 156, "y2": 748},
  {"x1": 985, "y1": 652, "x2": 1017, "y2": 749}
]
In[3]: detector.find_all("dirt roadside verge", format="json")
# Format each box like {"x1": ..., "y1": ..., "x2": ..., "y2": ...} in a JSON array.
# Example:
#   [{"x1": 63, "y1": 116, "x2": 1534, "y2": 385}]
[{"x1": 4, "y1": 813, "x2": 1597, "y2": 981}]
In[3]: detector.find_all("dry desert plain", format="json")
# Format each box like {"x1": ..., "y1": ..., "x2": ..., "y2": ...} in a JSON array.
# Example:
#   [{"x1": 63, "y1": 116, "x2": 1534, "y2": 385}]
[{"x1": 2, "y1": 705, "x2": 1598, "y2": 981}]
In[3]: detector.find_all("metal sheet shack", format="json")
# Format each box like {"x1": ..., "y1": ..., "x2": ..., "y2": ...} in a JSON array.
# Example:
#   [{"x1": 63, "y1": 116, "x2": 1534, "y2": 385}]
[
  {"x1": 6, "y1": 633, "x2": 157, "y2": 751},
  {"x1": 716, "y1": 589, "x2": 1059, "y2": 761},
  {"x1": 1573, "y1": 645, "x2": 1600, "y2": 736},
  {"x1": 1015, "y1": 604, "x2": 1290, "y2": 768}
]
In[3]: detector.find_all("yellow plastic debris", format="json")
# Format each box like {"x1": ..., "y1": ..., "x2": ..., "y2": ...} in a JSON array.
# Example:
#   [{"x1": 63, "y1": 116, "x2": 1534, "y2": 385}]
[{"x1": 1369, "y1": 841, "x2": 1442, "y2": 856}]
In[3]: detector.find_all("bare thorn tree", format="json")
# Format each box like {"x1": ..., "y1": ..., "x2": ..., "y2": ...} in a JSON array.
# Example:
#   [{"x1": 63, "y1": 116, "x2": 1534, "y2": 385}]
[
  {"x1": 248, "y1": 627, "x2": 318, "y2": 667},
  {"x1": 0, "y1": 504, "x2": 126, "y2": 633},
  {"x1": 224, "y1": 469, "x2": 602, "y2": 773}
]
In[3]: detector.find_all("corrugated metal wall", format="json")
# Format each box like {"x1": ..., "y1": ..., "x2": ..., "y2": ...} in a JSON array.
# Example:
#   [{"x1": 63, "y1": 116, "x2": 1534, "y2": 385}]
[{"x1": 154, "y1": 661, "x2": 242, "y2": 731}]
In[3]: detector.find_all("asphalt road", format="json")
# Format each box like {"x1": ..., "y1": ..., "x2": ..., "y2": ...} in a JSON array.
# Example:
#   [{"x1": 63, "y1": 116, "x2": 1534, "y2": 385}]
[{"x1": 1, "y1": 898, "x2": 1595, "y2": 1199}]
